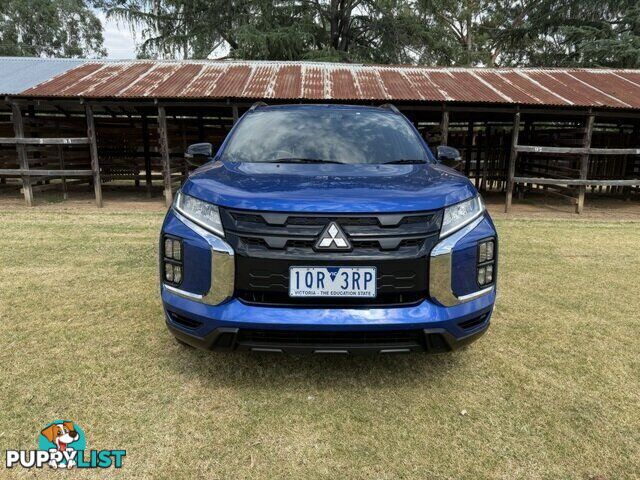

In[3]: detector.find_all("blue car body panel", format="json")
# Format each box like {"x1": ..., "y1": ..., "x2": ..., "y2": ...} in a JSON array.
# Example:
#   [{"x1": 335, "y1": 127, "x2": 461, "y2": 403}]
[
  {"x1": 183, "y1": 162, "x2": 477, "y2": 213},
  {"x1": 160, "y1": 104, "x2": 498, "y2": 353},
  {"x1": 451, "y1": 215, "x2": 497, "y2": 297}
]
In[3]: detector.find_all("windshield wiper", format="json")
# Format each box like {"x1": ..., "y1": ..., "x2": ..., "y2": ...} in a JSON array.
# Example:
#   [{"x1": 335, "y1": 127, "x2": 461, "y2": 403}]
[
  {"x1": 381, "y1": 159, "x2": 428, "y2": 164},
  {"x1": 264, "y1": 158, "x2": 346, "y2": 164}
]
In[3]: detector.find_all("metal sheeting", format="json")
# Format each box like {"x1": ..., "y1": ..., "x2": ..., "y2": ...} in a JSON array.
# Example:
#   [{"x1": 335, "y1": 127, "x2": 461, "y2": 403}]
[
  {"x1": 0, "y1": 56, "x2": 88, "y2": 95},
  {"x1": 19, "y1": 60, "x2": 640, "y2": 109}
]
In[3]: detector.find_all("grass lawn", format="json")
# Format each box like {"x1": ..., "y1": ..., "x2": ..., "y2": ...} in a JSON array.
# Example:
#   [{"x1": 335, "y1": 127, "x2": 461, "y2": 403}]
[{"x1": 0, "y1": 208, "x2": 638, "y2": 479}]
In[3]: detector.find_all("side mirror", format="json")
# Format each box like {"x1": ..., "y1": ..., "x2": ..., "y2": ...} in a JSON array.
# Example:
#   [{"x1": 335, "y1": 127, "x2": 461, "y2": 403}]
[
  {"x1": 437, "y1": 145, "x2": 462, "y2": 168},
  {"x1": 186, "y1": 142, "x2": 213, "y2": 159}
]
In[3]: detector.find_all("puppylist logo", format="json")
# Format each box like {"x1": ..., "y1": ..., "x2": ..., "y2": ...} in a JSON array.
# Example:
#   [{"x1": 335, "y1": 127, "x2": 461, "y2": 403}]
[{"x1": 5, "y1": 420, "x2": 126, "y2": 470}]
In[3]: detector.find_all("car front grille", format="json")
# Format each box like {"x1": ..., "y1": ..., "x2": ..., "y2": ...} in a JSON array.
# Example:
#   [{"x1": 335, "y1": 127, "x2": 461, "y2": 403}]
[{"x1": 220, "y1": 208, "x2": 442, "y2": 306}]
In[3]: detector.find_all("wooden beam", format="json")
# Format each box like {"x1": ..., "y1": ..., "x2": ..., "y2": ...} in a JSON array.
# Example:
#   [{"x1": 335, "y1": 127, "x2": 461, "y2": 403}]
[
  {"x1": 481, "y1": 123, "x2": 490, "y2": 191},
  {"x1": 157, "y1": 105, "x2": 173, "y2": 207},
  {"x1": 440, "y1": 107, "x2": 449, "y2": 146},
  {"x1": 577, "y1": 113, "x2": 595, "y2": 214},
  {"x1": 58, "y1": 145, "x2": 67, "y2": 199},
  {"x1": 197, "y1": 113, "x2": 204, "y2": 141},
  {"x1": 108, "y1": 99, "x2": 255, "y2": 109},
  {"x1": 10, "y1": 102, "x2": 33, "y2": 206},
  {"x1": 515, "y1": 145, "x2": 640, "y2": 155},
  {"x1": 505, "y1": 111, "x2": 520, "y2": 213},
  {"x1": 142, "y1": 114, "x2": 152, "y2": 198},
  {"x1": 103, "y1": 106, "x2": 118, "y2": 118},
  {"x1": 232, "y1": 105, "x2": 239, "y2": 124},
  {"x1": 0, "y1": 137, "x2": 89, "y2": 145},
  {"x1": 625, "y1": 123, "x2": 640, "y2": 200},
  {"x1": 181, "y1": 118, "x2": 189, "y2": 181},
  {"x1": 475, "y1": 128, "x2": 483, "y2": 188},
  {"x1": 85, "y1": 105, "x2": 103, "y2": 207},
  {"x1": 55, "y1": 118, "x2": 68, "y2": 199},
  {"x1": 0, "y1": 169, "x2": 94, "y2": 176},
  {"x1": 513, "y1": 176, "x2": 640, "y2": 186},
  {"x1": 54, "y1": 105, "x2": 71, "y2": 118},
  {"x1": 464, "y1": 121, "x2": 473, "y2": 177}
]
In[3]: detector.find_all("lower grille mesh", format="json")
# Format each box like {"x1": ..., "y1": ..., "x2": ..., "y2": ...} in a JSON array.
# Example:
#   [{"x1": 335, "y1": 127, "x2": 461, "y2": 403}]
[{"x1": 236, "y1": 329, "x2": 426, "y2": 346}]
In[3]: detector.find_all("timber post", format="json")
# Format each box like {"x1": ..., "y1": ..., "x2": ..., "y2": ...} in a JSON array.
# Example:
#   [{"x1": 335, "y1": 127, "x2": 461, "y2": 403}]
[
  {"x1": 157, "y1": 105, "x2": 173, "y2": 207},
  {"x1": 475, "y1": 128, "x2": 483, "y2": 188},
  {"x1": 625, "y1": 123, "x2": 639, "y2": 201},
  {"x1": 85, "y1": 104, "x2": 103, "y2": 207},
  {"x1": 58, "y1": 145, "x2": 67, "y2": 200},
  {"x1": 577, "y1": 112, "x2": 595, "y2": 214},
  {"x1": 142, "y1": 114, "x2": 152, "y2": 198},
  {"x1": 440, "y1": 106, "x2": 449, "y2": 146},
  {"x1": 9, "y1": 101, "x2": 34, "y2": 206},
  {"x1": 505, "y1": 110, "x2": 521, "y2": 213},
  {"x1": 465, "y1": 121, "x2": 473, "y2": 177}
]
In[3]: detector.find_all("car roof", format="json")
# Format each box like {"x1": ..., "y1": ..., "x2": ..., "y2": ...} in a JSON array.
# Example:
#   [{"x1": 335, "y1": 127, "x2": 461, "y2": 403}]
[{"x1": 252, "y1": 104, "x2": 396, "y2": 114}]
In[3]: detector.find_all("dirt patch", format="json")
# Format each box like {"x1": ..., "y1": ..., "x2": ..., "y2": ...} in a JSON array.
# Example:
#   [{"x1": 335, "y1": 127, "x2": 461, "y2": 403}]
[
  {"x1": 484, "y1": 190, "x2": 640, "y2": 221},
  {"x1": 1, "y1": 184, "x2": 639, "y2": 220}
]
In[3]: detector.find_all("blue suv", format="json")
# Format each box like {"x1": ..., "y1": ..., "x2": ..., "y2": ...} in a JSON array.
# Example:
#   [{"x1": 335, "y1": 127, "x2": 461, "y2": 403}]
[{"x1": 160, "y1": 104, "x2": 497, "y2": 354}]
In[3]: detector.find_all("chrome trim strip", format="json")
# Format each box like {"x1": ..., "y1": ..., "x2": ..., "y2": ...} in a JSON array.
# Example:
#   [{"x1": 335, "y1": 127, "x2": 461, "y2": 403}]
[
  {"x1": 429, "y1": 215, "x2": 494, "y2": 307},
  {"x1": 168, "y1": 208, "x2": 235, "y2": 306},
  {"x1": 457, "y1": 286, "x2": 494, "y2": 302},
  {"x1": 163, "y1": 284, "x2": 203, "y2": 300}
]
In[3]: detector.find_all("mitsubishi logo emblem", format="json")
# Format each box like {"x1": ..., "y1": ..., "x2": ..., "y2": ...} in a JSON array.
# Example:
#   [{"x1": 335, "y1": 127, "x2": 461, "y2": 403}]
[{"x1": 315, "y1": 222, "x2": 351, "y2": 250}]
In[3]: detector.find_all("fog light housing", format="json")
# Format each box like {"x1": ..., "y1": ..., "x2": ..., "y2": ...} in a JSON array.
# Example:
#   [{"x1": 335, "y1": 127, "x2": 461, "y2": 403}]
[
  {"x1": 165, "y1": 263, "x2": 174, "y2": 282},
  {"x1": 477, "y1": 266, "x2": 486, "y2": 285},
  {"x1": 173, "y1": 265, "x2": 182, "y2": 283},
  {"x1": 163, "y1": 236, "x2": 183, "y2": 286},
  {"x1": 485, "y1": 264, "x2": 493, "y2": 283},
  {"x1": 477, "y1": 239, "x2": 496, "y2": 287}
]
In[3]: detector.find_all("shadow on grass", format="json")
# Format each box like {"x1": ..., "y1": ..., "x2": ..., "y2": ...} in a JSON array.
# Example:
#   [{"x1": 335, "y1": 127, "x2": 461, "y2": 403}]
[{"x1": 159, "y1": 337, "x2": 468, "y2": 391}]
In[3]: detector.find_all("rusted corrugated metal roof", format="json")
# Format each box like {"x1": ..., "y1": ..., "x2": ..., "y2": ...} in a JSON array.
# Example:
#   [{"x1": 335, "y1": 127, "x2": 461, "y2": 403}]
[{"x1": 18, "y1": 60, "x2": 640, "y2": 109}]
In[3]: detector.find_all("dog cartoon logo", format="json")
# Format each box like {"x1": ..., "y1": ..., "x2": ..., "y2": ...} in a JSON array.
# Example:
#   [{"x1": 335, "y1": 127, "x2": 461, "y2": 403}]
[
  {"x1": 5, "y1": 420, "x2": 125, "y2": 469},
  {"x1": 38, "y1": 420, "x2": 85, "y2": 469}
]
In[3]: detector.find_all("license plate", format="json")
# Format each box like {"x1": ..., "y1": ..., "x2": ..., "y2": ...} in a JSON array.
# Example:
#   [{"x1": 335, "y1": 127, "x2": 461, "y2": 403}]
[{"x1": 289, "y1": 266, "x2": 377, "y2": 298}]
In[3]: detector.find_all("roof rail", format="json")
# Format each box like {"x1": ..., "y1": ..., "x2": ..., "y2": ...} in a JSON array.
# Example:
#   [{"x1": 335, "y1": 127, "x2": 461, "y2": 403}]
[
  {"x1": 249, "y1": 101, "x2": 268, "y2": 112},
  {"x1": 379, "y1": 103, "x2": 401, "y2": 114}
]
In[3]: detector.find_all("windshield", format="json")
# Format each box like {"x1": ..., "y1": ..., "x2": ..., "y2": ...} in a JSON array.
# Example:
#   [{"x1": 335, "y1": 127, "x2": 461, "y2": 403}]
[{"x1": 220, "y1": 108, "x2": 429, "y2": 164}]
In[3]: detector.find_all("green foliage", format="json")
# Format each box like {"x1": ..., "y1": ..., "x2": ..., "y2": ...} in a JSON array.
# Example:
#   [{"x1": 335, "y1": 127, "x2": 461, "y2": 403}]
[
  {"x1": 0, "y1": 0, "x2": 105, "y2": 57},
  {"x1": 95, "y1": 0, "x2": 640, "y2": 67}
]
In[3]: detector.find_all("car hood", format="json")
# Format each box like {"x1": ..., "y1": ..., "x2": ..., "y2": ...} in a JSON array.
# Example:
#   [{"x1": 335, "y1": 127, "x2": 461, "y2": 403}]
[{"x1": 181, "y1": 161, "x2": 476, "y2": 213}]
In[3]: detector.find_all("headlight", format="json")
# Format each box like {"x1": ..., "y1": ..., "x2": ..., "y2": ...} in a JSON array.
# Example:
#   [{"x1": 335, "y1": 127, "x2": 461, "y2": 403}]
[
  {"x1": 440, "y1": 195, "x2": 484, "y2": 238},
  {"x1": 174, "y1": 191, "x2": 224, "y2": 237}
]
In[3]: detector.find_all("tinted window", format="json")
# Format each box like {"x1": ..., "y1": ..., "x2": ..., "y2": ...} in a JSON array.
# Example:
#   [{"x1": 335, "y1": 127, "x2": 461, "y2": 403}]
[{"x1": 220, "y1": 109, "x2": 429, "y2": 164}]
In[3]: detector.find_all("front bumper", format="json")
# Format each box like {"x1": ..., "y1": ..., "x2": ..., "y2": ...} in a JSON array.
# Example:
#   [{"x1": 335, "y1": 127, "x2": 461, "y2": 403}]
[
  {"x1": 160, "y1": 207, "x2": 497, "y2": 354},
  {"x1": 166, "y1": 314, "x2": 491, "y2": 354},
  {"x1": 163, "y1": 284, "x2": 494, "y2": 353}
]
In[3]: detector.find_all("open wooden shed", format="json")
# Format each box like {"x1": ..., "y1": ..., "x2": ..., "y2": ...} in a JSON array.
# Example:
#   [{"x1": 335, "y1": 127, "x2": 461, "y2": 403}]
[{"x1": 1, "y1": 58, "x2": 639, "y2": 212}]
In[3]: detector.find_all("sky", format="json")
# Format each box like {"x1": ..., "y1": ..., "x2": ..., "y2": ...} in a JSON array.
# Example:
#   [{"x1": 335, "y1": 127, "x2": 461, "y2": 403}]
[
  {"x1": 95, "y1": 9, "x2": 230, "y2": 59},
  {"x1": 96, "y1": 10, "x2": 138, "y2": 59}
]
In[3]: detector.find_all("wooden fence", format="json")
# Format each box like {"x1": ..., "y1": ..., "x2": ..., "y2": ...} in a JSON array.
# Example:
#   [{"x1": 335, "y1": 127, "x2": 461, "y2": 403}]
[{"x1": 1, "y1": 98, "x2": 639, "y2": 212}]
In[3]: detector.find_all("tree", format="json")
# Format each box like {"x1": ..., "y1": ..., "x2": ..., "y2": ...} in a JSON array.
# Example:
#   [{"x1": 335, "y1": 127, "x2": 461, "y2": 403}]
[
  {"x1": 98, "y1": 0, "x2": 426, "y2": 62},
  {"x1": 0, "y1": 0, "x2": 106, "y2": 57},
  {"x1": 97, "y1": 0, "x2": 640, "y2": 67},
  {"x1": 412, "y1": 0, "x2": 640, "y2": 67},
  {"x1": 519, "y1": 0, "x2": 640, "y2": 67}
]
